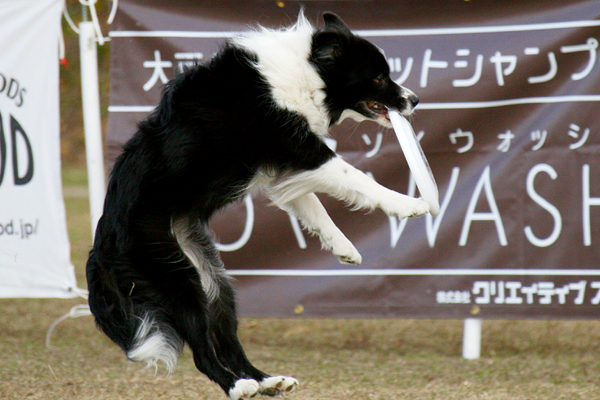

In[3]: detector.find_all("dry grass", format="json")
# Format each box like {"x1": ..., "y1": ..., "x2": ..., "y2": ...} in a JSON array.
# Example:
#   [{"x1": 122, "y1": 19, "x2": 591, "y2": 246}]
[{"x1": 2, "y1": 168, "x2": 600, "y2": 400}]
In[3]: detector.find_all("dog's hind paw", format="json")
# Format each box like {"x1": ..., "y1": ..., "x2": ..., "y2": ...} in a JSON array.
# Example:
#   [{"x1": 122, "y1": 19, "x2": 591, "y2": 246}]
[
  {"x1": 229, "y1": 379, "x2": 259, "y2": 399},
  {"x1": 259, "y1": 376, "x2": 298, "y2": 397}
]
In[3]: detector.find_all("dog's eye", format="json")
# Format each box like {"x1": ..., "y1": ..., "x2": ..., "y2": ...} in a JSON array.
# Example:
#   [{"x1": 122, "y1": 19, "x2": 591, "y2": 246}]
[{"x1": 374, "y1": 74, "x2": 387, "y2": 85}]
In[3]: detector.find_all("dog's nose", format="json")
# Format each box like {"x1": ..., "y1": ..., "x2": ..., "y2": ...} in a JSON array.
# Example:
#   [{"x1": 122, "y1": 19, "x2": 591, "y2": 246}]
[{"x1": 408, "y1": 94, "x2": 419, "y2": 108}]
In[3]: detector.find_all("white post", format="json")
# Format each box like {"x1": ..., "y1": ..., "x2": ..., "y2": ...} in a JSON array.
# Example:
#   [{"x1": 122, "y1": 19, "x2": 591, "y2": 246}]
[
  {"x1": 79, "y1": 21, "x2": 106, "y2": 238},
  {"x1": 462, "y1": 318, "x2": 482, "y2": 359}
]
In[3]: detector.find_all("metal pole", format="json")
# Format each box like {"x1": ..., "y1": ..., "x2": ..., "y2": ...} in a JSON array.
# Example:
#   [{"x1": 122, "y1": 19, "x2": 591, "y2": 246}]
[
  {"x1": 462, "y1": 318, "x2": 482, "y2": 359},
  {"x1": 79, "y1": 21, "x2": 106, "y2": 238}
]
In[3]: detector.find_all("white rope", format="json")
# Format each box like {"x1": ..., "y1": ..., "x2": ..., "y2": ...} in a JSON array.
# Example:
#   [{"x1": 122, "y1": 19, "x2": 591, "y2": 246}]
[
  {"x1": 46, "y1": 304, "x2": 92, "y2": 349},
  {"x1": 78, "y1": 0, "x2": 105, "y2": 44},
  {"x1": 51, "y1": 0, "x2": 116, "y2": 350},
  {"x1": 48, "y1": 0, "x2": 112, "y2": 348},
  {"x1": 107, "y1": 0, "x2": 118, "y2": 24},
  {"x1": 58, "y1": 24, "x2": 66, "y2": 64},
  {"x1": 61, "y1": 0, "x2": 119, "y2": 44},
  {"x1": 72, "y1": 286, "x2": 89, "y2": 299},
  {"x1": 62, "y1": 5, "x2": 80, "y2": 34}
]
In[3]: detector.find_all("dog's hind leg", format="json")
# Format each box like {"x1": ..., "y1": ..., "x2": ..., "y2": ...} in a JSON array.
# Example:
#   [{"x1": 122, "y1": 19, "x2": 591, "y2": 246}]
[
  {"x1": 209, "y1": 271, "x2": 299, "y2": 397},
  {"x1": 164, "y1": 273, "x2": 260, "y2": 400},
  {"x1": 272, "y1": 192, "x2": 362, "y2": 264},
  {"x1": 171, "y1": 218, "x2": 261, "y2": 398},
  {"x1": 173, "y1": 217, "x2": 298, "y2": 397}
]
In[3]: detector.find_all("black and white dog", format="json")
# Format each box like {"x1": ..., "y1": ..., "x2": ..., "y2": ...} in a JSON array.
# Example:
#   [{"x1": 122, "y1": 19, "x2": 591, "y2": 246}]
[{"x1": 87, "y1": 12, "x2": 428, "y2": 399}]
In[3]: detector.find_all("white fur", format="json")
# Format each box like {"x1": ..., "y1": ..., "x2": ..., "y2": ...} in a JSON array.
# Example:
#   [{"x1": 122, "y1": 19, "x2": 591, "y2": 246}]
[
  {"x1": 249, "y1": 169, "x2": 361, "y2": 264},
  {"x1": 269, "y1": 156, "x2": 430, "y2": 219},
  {"x1": 127, "y1": 315, "x2": 182, "y2": 374},
  {"x1": 259, "y1": 376, "x2": 299, "y2": 396},
  {"x1": 275, "y1": 192, "x2": 361, "y2": 264},
  {"x1": 172, "y1": 219, "x2": 230, "y2": 303},
  {"x1": 229, "y1": 379, "x2": 260, "y2": 400},
  {"x1": 339, "y1": 109, "x2": 372, "y2": 125},
  {"x1": 401, "y1": 86, "x2": 419, "y2": 116},
  {"x1": 232, "y1": 13, "x2": 330, "y2": 136}
]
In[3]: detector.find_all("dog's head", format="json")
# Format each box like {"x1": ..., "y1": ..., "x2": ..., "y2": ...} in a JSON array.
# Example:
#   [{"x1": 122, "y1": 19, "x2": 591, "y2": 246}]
[{"x1": 310, "y1": 13, "x2": 418, "y2": 127}]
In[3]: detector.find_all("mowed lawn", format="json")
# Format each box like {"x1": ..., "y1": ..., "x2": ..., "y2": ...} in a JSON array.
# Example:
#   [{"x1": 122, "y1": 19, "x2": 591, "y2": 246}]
[{"x1": 1, "y1": 168, "x2": 599, "y2": 400}]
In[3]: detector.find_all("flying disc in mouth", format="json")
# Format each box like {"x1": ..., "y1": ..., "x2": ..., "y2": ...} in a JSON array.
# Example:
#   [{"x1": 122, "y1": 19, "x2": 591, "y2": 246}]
[{"x1": 388, "y1": 109, "x2": 440, "y2": 217}]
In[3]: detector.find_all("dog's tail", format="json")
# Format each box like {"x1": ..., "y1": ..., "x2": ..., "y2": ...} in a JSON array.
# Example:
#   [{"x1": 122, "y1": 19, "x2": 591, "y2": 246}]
[{"x1": 86, "y1": 252, "x2": 184, "y2": 374}]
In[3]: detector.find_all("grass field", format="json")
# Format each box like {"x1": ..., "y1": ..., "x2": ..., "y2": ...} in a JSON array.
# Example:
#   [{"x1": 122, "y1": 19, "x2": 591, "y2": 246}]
[{"x1": 2, "y1": 168, "x2": 600, "y2": 400}]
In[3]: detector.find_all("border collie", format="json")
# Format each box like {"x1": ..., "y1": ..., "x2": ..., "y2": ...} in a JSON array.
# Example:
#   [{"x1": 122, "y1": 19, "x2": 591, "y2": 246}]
[{"x1": 87, "y1": 12, "x2": 428, "y2": 399}]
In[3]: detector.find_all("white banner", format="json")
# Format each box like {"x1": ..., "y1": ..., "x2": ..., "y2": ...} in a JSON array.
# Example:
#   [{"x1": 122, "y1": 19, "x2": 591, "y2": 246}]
[{"x1": 0, "y1": 0, "x2": 78, "y2": 298}]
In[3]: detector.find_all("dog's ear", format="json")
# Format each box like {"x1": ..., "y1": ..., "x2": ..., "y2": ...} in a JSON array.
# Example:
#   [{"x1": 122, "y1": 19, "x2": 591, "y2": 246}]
[
  {"x1": 312, "y1": 13, "x2": 351, "y2": 65},
  {"x1": 312, "y1": 13, "x2": 352, "y2": 66},
  {"x1": 322, "y1": 12, "x2": 352, "y2": 35}
]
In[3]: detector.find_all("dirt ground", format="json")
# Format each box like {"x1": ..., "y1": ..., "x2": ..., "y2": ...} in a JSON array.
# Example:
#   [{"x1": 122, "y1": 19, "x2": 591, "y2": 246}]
[{"x1": 1, "y1": 171, "x2": 600, "y2": 400}]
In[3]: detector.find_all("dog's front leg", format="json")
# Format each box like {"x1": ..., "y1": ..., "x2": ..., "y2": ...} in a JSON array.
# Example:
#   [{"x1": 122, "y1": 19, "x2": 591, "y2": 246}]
[
  {"x1": 271, "y1": 192, "x2": 362, "y2": 265},
  {"x1": 272, "y1": 156, "x2": 430, "y2": 220}
]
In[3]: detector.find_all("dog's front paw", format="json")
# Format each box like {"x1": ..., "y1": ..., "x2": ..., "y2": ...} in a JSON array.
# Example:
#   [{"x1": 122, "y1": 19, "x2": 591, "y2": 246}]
[
  {"x1": 402, "y1": 197, "x2": 430, "y2": 218},
  {"x1": 317, "y1": 229, "x2": 362, "y2": 265},
  {"x1": 382, "y1": 195, "x2": 430, "y2": 220},
  {"x1": 259, "y1": 376, "x2": 298, "y2": 397},
  {"x1": 229, "y1": 379, "x2": 259, "y2": 400}
]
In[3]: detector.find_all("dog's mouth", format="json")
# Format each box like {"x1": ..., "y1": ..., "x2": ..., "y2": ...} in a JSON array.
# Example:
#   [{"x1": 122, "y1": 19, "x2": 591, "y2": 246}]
[
  {"x1": 364, "y1": 101, "x2": 390, "y2": 121},
  {"x1": 345, "y1": 100, "x2": 410, "y2": 126}
]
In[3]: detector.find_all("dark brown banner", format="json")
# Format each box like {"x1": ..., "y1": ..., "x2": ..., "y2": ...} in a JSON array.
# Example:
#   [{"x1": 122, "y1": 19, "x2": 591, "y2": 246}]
[{"x1": 107, "y1": 0, "x2": 600, "y2": 319}]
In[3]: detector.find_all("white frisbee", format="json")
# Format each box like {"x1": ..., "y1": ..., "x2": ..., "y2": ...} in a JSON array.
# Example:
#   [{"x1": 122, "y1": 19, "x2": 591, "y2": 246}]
[{"x1": 388, "y1": 110, "x2": 440, "y2": 216}]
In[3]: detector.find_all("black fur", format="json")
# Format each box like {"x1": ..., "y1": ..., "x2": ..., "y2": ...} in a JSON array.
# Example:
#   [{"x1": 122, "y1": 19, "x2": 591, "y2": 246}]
[{"x1": 87, "y1": 12, "x2": 417, "y2": 398}]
